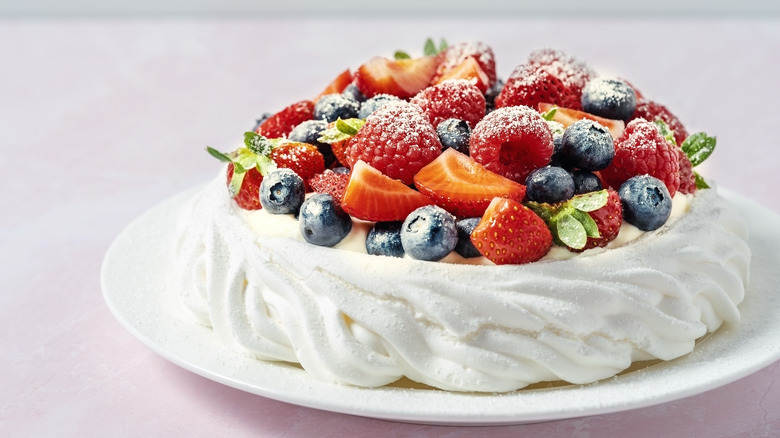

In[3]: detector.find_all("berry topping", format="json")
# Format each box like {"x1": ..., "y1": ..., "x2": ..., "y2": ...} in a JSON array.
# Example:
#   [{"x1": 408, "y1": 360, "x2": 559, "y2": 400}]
[
  {"x1": 366, "y1": 222, "x2": 405, "y2": 258},
  {"x1": 341, "y1": 83, "x2": 367, "y2": 104},
  {"x1": 557, "y1": 119, "x2": 615, "y2": 171},
  {"x1": 571, "y1": 169, "x2": 603, "y2": 194},
  {"x1": 313, "y1": 94, "x2": 360, "y2": 123},
  {"x1": 270, "y1": 141, "x2": 326, "y2": 189},
  {"x1": 470, "y1": 197, "x2": 552, "y2": 265},
  {"x1": 225, "y1": 164, "x2": 264, "y2": 210},
  {"x1": 469, "y1": 106, "x2": 554, "y2": 183},
  {"x1": 287, "y1": 119, "x2": 336, "y2": 168},
  {"x1": 316, "y1": 118, "x2": 365, "y2": 168},
  {"x1": 410, "y1": 79, "x2": 486, "y2": 129},
  {"x1": 358, "y1": 94, "x2": 402, "y2": 119},
  {"x1": 255, "y1": 100, "x2": 315, "y2": 139},
  {"x1": 526, "y1": 189, "x2": 615, "y2": 251},
  {"x1": 345, "y1": 101, "x2": 442, "y2": 185},
  {"x1": 413, "y1": 148, "x2": 527, "y2": 218},
  {"x1": 538, "y1": 103, "x2": 625, "y2": 139},
  {"x1": 259, "y1": 169, "x2": 306, "y2": 215},
  {"x1": 436, "y1": 118, "x2": 471, "y2": 155},
  {"x1": 299, "y1": 193, "x2": 353, "y2": 247},
  {"x1": 528, "y1": 48, "x2": 595, "y2": 98},
  {"x1": 355, "y1": 55, "x2": 438, "y2": 99},
  {"x1": 495, "y1": 64, "x2": 581, "y2": 111},
  {"x1": 341, "y1": 160, "x2": 433, "y2": 222},
  {"x1": 581, "y1": 189, "x2": 622, "y2": 250},
  {"x1": 601, "y1": 118, "x2": 681, "y2": 196},
  {"x1": 618, "y1": 175, "x2": 673, "y2": 231},
  {"x1": 309, "y1": 168, "x2": 351, "y2": 203},
  {"x1": 581, "y1": 78, "x2": 637, "y2": 122},
  {"x1": 432, "y1": 56, "x2": 491, "y2": 93},
  {"x1": 432, "y1": 41, "x2": 498, "y2": 89},
  {"x1": 454, "y1": 217, "x2": 482, "y2": 258},
  {"x1": 631, "y1": 100, "x2": 689, "y2": 146},
  {"x1": 315, "y1": 69, "x2": 353, "y2": 101},
  {"x1": 525, "y1": 166, "x2": 575, "y2": 204},
  {"x1": 400, "y1": 205, "x2": 459, "y2": 262}
]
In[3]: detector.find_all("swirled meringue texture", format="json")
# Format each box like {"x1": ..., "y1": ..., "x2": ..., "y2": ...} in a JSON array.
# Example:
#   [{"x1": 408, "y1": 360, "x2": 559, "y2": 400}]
[{"x1": 175, "y1": 174, "x2": 750, "y2": 392}]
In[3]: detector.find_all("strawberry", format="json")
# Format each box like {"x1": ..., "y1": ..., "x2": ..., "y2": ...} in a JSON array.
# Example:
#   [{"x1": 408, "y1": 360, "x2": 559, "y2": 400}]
[
  {"x1": 631, "y1": 100, "x2": 689, "y2": 146},
  {"x1": 580, "y1": 189, "x2": 622, "y2": 251},
  {"x1": 315, "y1": 69, "x2": 353, "y2": 101},
  {"x1": 432, "y1": 41, "x2": 498, "y2": 89},
  {"x1": 255, "y1": 100, "x2": 315, "y2": 139},
  {"x1": 341, "y1": 161, "x2": 433, "y2": 221},
  {"x1": 470, "y1": 197, "x2": 552, "y2": 265},
  {"x1": 600, "y1": 118, "x2": 681, "y2": 196},
  {"x1": 538, "y1": 103, "x2": 625, "y2": 139},
  {"x1": 270, "y1": 141, "x2": 325, "y2": 189},
  {"x1": 410, "y1": 79, "x2": 486, "y2": 129},
  {"x1": 309, "y1": 169, "x2": 351, "y2": 202},
  {"x1": 469, "y1": 106, "x2": 554, "y2": 183},
  {"x1": 345, "y1": 101, "x2": 442, "y2": 185},
  {"x1": 225, "y1": 164, "x2": 264, "y2": 210},
  {"x1": 354, "y1": 55, "x2": 438, "y2": 99},
  {"x1": 414, "y1": 148, "x2": 526, "y2": 218},
  {"x1": 432, "y1": 56, "x2": 490, "y2": 93}
]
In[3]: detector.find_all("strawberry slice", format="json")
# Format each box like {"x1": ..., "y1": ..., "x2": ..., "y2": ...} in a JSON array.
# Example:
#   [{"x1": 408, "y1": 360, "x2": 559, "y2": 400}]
[
  {"x1": 433, "y1": 56, "x2": 490, "y2": 93},
  {"x1": 341, "y1": 161, "x2": 433, "y2": 221},
  {"x1": 355, "y1": 56, "x2": 438, "y2": 99},
  {"x1": 539, "y1": 102, "x2": 625, "y2": 139},
  {"x1": 315, "y1": 69, "x2": 353, "y2": 101},
  {"x1": 255, "y1": 100, "x2": 314, "y2": 139},
  {"x1": 414, "y1": 149, "x2": 526, "y2": 218}
]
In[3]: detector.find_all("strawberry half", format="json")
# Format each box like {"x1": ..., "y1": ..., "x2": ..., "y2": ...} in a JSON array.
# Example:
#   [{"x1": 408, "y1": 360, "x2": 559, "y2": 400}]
[
  {"x1": 355, "y1": 55, "x2": 438, "y2": 99},
  {"x1": 470, "y1": 197, "x2": 552, "y2": 265},
  {"x1": 433, "y1": 56, "x2": 490, "y2": 93},
  {"x1": 414, "y1": 149, "x2": 526, "y2": 218},
  {"x1": 315, "y1": 69, "x2": 353, "y2": 102},
  {"x1": 432, "y1": 41, "x2": 498, "y2": 89},
  {"x1": 341, "y1": 161, "x2": 433, "y2": 222},
  {"x1": 539, "y1": 103, "x2": 625, "y2": 139},
  {"x1": 255, "y1": 100, "x2": 315, "y2": 139}
]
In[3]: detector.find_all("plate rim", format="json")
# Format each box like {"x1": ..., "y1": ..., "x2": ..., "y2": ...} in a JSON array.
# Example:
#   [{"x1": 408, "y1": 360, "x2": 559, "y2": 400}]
[{"x1": 101, "y1": 186, "x2": 780, "y2": 425}]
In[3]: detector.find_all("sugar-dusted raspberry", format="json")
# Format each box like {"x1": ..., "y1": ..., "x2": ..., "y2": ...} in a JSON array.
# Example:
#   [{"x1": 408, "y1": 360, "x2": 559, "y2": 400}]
[
  {"x1": 601, "y1": 118, "x2": 681, "y2": 196},
  {"x1": 469, "y1": 106, "x2": 554, "y2": 183},
  {"x1": 528, "y1": 48, "x2": 596, "y2": 97},
  {"x1": 432, "y1": 41, "x2": 498, "y2": 88},
  {"x1": 345, "y1": 101, "x2": 442, "y2": 185},
  {"x1": 494, "y1": 64, "x2": 581, "y2": 111},
  {"x1": 410, "y1": 79, "x2": 486, "y2": 129},
  {"x1": 678, "y1": 154, "x2": 697, "y2": 194},
  {"x1": 631, "y1": 100, "x2": 689, "y2": 146},
  {"x1": 309, "y1": 169, "x2": 351, "y2": 202}
]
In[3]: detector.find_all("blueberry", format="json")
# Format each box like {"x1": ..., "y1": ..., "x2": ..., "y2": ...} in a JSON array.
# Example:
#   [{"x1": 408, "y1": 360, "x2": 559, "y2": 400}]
[
  {"x1": 618, "y1": 175, "x2": 673, "y2": 231},
  {"x1": 558, "y1": 119, "x2": 614, "y2": 171},
  {"x1": 571, "y1": 169, "x2": 603, "y2": 194},
  {"x1": 400, "y1": 205, "x2": 458, "y2": 261},
  {"x1": 581, "y1": 78, "x2": 637, "y2": 122},
  {"x1": 547, "y1": 120, "x2": 566, "y2": 167},
  {"x1": 525, "y1": 166, "x2": 575, "y2": 204},
  {"x1": 288, "y1": 120, "x2": 337, "y2": 168},
  {"x1": 365, "y1": 222, "x2": 405, "y2": 258},
  {"x1": 299, "y1": 193, "x2": 353, "y2": 247},
  {"x1": 314, "y1": 94, "x2": 359, "y2": 123},
  {"x1": 259, "y1": 169, "x2": 306, "y2": 214},
  {"x1": 358, "y1": 94, "x2": 401, "y2": 119},
  {"x1": 485, "y1": 78, "x2": 504, "y2": 113},
  {"x1": 454, "y1": 217, "x2": 482, "y2": 258},
  {"x1": 251, "y1": 112, "x2": 272, "y2": 131},
  {"x1": 436, "y1": 118, "x2": 471, "y2": 155},
  {"x1": 341, "y1": 83, "x2": 367, "y2": 104}
]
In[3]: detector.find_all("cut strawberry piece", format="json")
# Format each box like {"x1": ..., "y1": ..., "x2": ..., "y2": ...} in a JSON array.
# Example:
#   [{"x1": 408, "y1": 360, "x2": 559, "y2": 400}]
[
  {"x1": 255, "y1": 100, "x2": 314, "y2": 139},
  {"x1": 315, "y1": 69, "x2": 353, "y2": 102},
  {"x1": 470, "y1": 197, "x2": 552, "y2": 265},
  {"x1": 341, "y1": 161, "x2": 433, "y2": 222},
  {"x1": 539, "y1": 103, "x2": 625, "y2": 139},
  {"x1": 355, "y1": 55, "x2": 438, "y2": 99},
  {"x1": 414, "y1": 149, "x2": 526, "y2": 218},
  {"x1": 433, "y1": 56, "x2": 490, "y2": 93},
  {"x1": 432, "y1": 41, "x2": 497, "y2": 89}
]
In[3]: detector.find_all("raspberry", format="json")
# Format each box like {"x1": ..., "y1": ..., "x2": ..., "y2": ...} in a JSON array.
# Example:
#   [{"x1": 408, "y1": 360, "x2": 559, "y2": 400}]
[
  {"x1": 309, "y1": 169, "x2": 351, "y2": 202},
  {"x1": 528, "y1": 48, "x2": 595, "y2": 101},
  {"x1": 410, "y1": 79, "x2": 486, "y2": 129},
  {"x1": 469, "y1": 106, "x2": 554, "y2": 183},
  {"x1": 345, "y1": 101, "x2": 442, "y2": 185},
  {"x1": 631, "y1": 100, "x2": 689, "y2": 146},
  {"x1": 678, "y1": 154, "x2": 697, "y2": 195},
  {"x1": 601, "y1": 118, "x2": 681, "y2": 196},
  {"x1": 432, "y1": 41, "x2": 498, "y2": 88},
  {"x1": 495, "y1": 64, "x2": 581, "y2": 111}
]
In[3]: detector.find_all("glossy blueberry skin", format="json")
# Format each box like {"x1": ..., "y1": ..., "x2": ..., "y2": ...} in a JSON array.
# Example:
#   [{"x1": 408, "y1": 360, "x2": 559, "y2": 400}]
[
  {"x1": 298, "y1": 194, "x2": 353, "y2": 247},
  {"x1": 525, "y1": 166, "x2": 576, "y2": 204},
  {"x1": 436, "y1": 118, "x2": 471, "y2": 155},
  {"x1": 581, "y1": 78, "x2": 637, "y2": 122},
  {"x1": 559, "y1": 119, "x2": 614, "y2": 171},
  {"x1": 288, "y1": 119, "x2": 336, "y2": 167},
  {"x1": 485, "y1": 78, "x2": 504, "y2": 113},
  {"x1": 365, "y1": 222, "x2": 405, "y2": 258},
  {"x1": 571, "y1": 169, "x2": 603, "y2": 194},
  {"x1": 259, "y1": 169, "x2": 306, "y2": 214},
  {"x1": 341, "y1": 83, "x2": 367, "y2": 104},
  {"x1": 314, "y1": 94, "x2": 359, "y2": 123},
  {"x1": 400, "y1": 205, "x2": 458, "y2": 261},
  {"x1": 618, "y1": 175, "x2": 673, "y2": 231},
  {"x1": 358, "y1": 94, "x2": 401, "y2": 119},
  {"x1": 454, "y1": 217, "x2": 482, "y2": 258}
]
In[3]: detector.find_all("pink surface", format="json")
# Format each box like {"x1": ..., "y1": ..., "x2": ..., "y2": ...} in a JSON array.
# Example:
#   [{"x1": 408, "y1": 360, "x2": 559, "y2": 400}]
[{"x1": 2, "y1": 18, "x2": 779, "y2": 437}]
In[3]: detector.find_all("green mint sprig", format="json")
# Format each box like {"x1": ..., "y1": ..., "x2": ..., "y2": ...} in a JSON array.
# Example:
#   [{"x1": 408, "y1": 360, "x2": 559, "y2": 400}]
[
  {"x1": 526, "y1": 190, "x2": 609, "y2": 250},
  {"x1": 654, "y1": 120, "x2": 717, "y2": 190},
  {"x1": 395, "y1": 37, "x2": 448, "y2": 60},
  {"x1": 317, "y1": 118, "x2": 366, "y2": 143}
]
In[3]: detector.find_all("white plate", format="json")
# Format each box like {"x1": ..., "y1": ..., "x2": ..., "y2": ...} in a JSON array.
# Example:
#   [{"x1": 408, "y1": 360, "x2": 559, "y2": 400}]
[{"x1": 101, "y1": 187, "x2": 780, "y2": 425}]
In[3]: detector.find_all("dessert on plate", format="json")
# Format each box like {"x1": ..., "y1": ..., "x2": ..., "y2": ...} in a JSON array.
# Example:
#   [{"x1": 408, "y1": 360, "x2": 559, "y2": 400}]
[{"x1": 175, "y1": 40, "x2": 751, "y2": 392}]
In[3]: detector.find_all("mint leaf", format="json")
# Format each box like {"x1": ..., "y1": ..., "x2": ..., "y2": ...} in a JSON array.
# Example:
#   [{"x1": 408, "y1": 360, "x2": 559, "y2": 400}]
[
  {"x1": 556, "y1": 214, "x2": 587, "y2": 250},
  {"x1": 394, "y1": 51, "x2": 411, "y2": 60},
  {"x1": 423, "y1": 38, "x2": 437, "y2": 56},
  {"x1": 255, "y1": 154, "x2": 277, "y2": 176},
  {"x1": 570, "y1": 209, "x2": 600, "y2": 238},
  {"x1": 206, "y1": 146, "x2": 232, "y2": 163},
  {"x1": 244, "y1": 131, "x2": 274, "y2": 156},
  {"x1": 681, "y1": 132, "x2": 716, "y2": 167},
  {"x1": 654, "y1": 120, "x2": 677, "y2": 146},
  {"x1": 318, "y1": 118, "x2": 365, "y2": 143},
  {"x1": 569, "y1": 190, "x2": 608, "y2": 212},
  {"x1": 438, "y1": 38, "x2": 448, "y2": 52},
  {"x1": 694, "y1": 171, "x2": 710, "y2": 189},
  {"x1": 228, "y1": 168, "x2": 245, "y2": 197},
  {"x1": 541, "y1": 106, "x2": 557, "y2": 121}
]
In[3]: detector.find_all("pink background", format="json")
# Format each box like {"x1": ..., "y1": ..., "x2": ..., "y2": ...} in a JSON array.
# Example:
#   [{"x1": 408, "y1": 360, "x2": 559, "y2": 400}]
[{"x1": 2, "y1": 18, "x2": 779, "y2": 436}]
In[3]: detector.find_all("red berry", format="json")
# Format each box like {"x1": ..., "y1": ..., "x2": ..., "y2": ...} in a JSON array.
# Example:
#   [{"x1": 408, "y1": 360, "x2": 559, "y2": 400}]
[
  {"x1": 226, "y1": 163, "x2": 263, "y2": 210},
  {"x1": 678, "y1": 154, "x2": 697, "y2": 195},
  {"x1": 414, "y1": 148, "x2": 526, "y2": 218},
  {"x1": 255, "y1": 100, "x2": 315, "y2": 139},
  {"x1": 341, "y1": 161, "x2": 433, "y2": 222},
  {"x1": 410, "y1": 79, "x2": 486, "y2": 129},
  {"x1": 355, "y1": 55, "x2": 438, "y2": 99},
  {"x1": 470, "y1": 197, "x2": 552, "y2": 265},
  {"x1": 579, "y1": 189, "x2": 622, "y2": 251},
  {"x1": 496, "y1": 64, "x2": 581, "y2": 110},
  {"x1": 271, "y1": 141, "x2": 325, "y2": 189},
  {"x1": 432, "y1": 56, "x2": 490, "y2": 93},
  {"x1": 315, "y1": 69, "x2": 353, "y2": 102},
  {"x1": 631, "y1": 100, "x2": 689, "y2": 146},
  {"x1": 309, "y1": 169, "x2": 351, "y2": 202},
  {"x1": 432, "y1": 41, "x2": 498, "y2": 89},
  {"x1": 601, "y1": 118, "x2": 681, "y2": 196},
  {"x1": 469, "y1": 106, "x2": 554, "y2": 184},
  {"x1": 538, "y1": 102, "x2": 625, "y2": 139},
  {"x1": 345, "y1": 101, "x2": 442, "y2": 185}
]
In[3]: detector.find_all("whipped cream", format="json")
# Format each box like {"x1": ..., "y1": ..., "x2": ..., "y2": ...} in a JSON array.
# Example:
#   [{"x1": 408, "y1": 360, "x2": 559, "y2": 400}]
[{"x1": 175, "y1": 173, "x2": 750, "y2": 392}]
